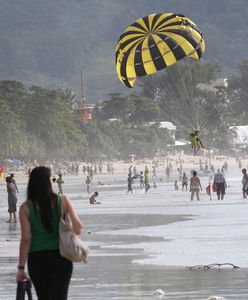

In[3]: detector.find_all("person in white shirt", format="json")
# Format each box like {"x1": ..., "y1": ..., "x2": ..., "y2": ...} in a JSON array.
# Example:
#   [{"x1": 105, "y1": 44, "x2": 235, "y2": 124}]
[{"x1": 213, "y1": 169, "x2": 227, "y2": 200}]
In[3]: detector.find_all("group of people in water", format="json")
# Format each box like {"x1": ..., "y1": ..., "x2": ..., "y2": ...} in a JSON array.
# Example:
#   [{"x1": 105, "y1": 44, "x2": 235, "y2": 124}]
[
  {"x1": 127, "y1": 165, "x2": 151, "y2": 194},
  {"x1": 125, "y1": 160, "x2": 248, "y2": 202},
  {"x1": 174, "y1": 167, "x2": 229, "y2": 201},
  {"x1": 5, "y1": 159, "x2": 248, "y2": 220}
]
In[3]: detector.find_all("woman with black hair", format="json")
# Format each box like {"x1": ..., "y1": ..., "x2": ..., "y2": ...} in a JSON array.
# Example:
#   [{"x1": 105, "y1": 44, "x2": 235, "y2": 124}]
[{"x1": 16, "y1": 166, "x2": 83, "y2": 300}]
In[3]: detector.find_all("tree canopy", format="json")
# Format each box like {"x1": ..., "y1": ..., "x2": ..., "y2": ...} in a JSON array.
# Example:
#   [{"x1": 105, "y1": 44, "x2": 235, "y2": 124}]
[{"x1": 0, "y1": 57, "x2": 248, "y2": 161}]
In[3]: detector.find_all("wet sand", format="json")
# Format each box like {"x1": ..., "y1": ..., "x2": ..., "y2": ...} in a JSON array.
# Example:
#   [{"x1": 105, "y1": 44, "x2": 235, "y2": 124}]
[
  {"x1": 0, "y1": 213, "x2": 248, "y2": 299},
  {"x1": 1, "y1": 160, "x2": 248, "y2": 299}
]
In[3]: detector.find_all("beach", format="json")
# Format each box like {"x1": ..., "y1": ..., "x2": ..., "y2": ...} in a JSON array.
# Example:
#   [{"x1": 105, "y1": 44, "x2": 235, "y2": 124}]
[{"x1": 0, "y1": 156, "x2": 248, "y2": 299}]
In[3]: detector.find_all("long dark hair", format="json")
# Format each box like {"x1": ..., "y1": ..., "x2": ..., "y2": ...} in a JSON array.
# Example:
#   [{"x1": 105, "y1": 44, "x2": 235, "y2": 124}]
[{"x1": 27, "y1": 166, "x2": 57, "y2": 232}]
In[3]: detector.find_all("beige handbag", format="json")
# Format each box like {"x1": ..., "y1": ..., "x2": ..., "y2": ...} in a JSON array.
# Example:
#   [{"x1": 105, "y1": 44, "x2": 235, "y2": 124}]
[{"x1": 59, "y1": 214, "x2": 89, "y2": 262}]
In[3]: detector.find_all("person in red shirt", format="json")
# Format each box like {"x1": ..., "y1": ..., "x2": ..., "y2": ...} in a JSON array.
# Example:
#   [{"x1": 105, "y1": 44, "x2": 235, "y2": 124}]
[{"x1": 0, "y1": 164, "x2": 4, "y2": 180}]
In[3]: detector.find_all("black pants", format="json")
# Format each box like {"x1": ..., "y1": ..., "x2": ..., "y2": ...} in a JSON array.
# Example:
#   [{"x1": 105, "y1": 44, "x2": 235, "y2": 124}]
[
  {"x1": 28, "y1": 250, "x2": 73, "y2": 300},
  {"x1": 216, "y1": 182, "x2": 225, "y2": 198}
]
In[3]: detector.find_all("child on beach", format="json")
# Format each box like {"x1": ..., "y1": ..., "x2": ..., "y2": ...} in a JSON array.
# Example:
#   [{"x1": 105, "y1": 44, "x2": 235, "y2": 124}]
[
  {"x1": 56, "y1": 174, "x2": 64, "y2": 194},
  {"x1": 181, "y1": 172, "x2": 188, "y2": 191},
  {"x1": 144, "y1": 167, "x2": 150, "y2": 193},
  {"x1": 89, "y1": 192, "x2": 101, "y2": 204},
  {"x1": 85, "y1": 176, "x2": 91, "y2": 195},
  {"x1": 242, "y1": 168, "x2": 248, "y2": 199},
  {"x1": 139, "y1": 171, "x2": 144, "y2": 189},
  {"x1": 174, "y1": 180, "x2": 179, "y2": 190},
  {"x1": 127, "y1": 173, "x2": 133, "y2": 194},
  {"x1": 10, "y1": 173, "x2": 19, "y2": 193}
]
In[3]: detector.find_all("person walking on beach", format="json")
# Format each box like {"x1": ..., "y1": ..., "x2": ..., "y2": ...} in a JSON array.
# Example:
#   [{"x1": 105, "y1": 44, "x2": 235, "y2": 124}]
[
  {"x1": 16, "y1": 166, "x2": 83, "y2": 300},
  {"x1": 177, "y1": 168, "x2": 182, "y2": 181},
  {"x1": 139, "y1": 171, "x2": 144, "y2": 189},
  {"x1": 85, "y1": 176, "x2": 91, "y2": 195},
  {"x1": 128, "y1": 165, "x2": 133, "y2": 177},
  {"x1": 10, "y1": 173, "x2": 19, "y2": 193},
  {"x1": 0, "y1": 164, "x2": 4, "y2": 180},
  {"x1": 165, "y1": 166, "x2": 170, "y2": 181},
  {"x1": 133, "y1": 166, "x2": 137, "y2": 178},
  {"x1": 127, "y1": 173, "x2": 133, "y2": 194},
  {"x1": 238, "y1": 158, "x2": 242, "y2": 169},
  {"x1": 152, "y1": 166, "x2": 157, "y2": 189},
  {"x1": 152, "y1": 166, "x2": 157, "y2": 179},
  {"x1": 213, "y1": 169, "x2": 227, "y2": 200},
  {"x1": 242, "y1": 168, "x2": 248, "y2": 199},
  {"x1": 190, "y1": 171, "x2": 202, "y2": 201},
  {"x1": 6, "y1": 176, "x2": 17, "y2": 223},
  {"x1": 144, "y1": 166, "x2": 150, "y2": 193},
  {"x1": 174, "y1": 180, "x2": 179, "y2": 190},
  {"x1": 56, "y1": 173, "x2": 64, "y2": 195},
  {"x1": 181, "y1": 172, "x2": 188, "y2": 191}
]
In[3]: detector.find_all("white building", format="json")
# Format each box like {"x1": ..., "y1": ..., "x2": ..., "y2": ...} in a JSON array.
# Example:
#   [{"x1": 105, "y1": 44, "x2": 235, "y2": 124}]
[
  {"x1": 148, "y1": 121, "x2": 176, "y2": 139},
  {"x1": 229, "y1": 125, "x2": 248, "y2": 148}
]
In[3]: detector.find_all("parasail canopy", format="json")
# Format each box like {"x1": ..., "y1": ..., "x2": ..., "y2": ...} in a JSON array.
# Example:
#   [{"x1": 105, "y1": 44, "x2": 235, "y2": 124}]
[{"x1": 115, "y1": 13, "x2": 205, "y2": 88}]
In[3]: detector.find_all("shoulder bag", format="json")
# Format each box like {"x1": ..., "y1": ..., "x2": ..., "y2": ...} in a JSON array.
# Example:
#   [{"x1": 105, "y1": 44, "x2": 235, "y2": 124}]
[{"x1": 59, "y1": 197, "x2": 89, "y2": 262}]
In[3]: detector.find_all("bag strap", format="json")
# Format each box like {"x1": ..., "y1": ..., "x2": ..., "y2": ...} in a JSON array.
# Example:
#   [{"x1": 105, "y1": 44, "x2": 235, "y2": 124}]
[
  {"x1": 26, "y1": 280, "x2": 33, "y2": 300},
  {"x1": 57, "y1": 195, "x2": 66, "y2": 220},
  {"x1": 16, "y1": 280, "x2": 33, "y2": 300}
]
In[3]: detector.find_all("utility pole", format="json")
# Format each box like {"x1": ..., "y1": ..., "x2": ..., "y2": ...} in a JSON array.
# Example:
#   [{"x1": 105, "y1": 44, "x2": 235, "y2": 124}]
[{"x1": 80, "y1": 65, "x2": 86, "y2": 105}]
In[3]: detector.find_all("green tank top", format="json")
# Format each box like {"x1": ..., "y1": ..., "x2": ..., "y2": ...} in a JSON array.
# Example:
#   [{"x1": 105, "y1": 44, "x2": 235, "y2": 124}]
[{"x1": 27, "y1": 196, "x2": 61, "y2": 253}]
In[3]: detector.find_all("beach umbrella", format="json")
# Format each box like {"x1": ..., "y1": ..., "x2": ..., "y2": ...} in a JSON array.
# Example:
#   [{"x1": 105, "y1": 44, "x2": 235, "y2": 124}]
[
  {"x1": 3, "y1": 159, "x2": 14, "y2": 164},
  {"x1": 115, "y1": 13, "x2": 205, "y2": 88},
  {"x1": 12, "y1": 159, "x2": 23, "y2": 166}
]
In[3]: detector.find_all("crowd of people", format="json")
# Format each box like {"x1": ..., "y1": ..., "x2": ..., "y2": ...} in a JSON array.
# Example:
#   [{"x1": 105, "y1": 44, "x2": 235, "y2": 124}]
[{"x1": 0, "y1": 155, "x2": 248, "y2": 299}]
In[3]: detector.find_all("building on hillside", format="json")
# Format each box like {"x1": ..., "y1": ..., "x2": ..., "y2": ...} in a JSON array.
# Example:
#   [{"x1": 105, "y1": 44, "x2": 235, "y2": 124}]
[
  {"x1": 198, "y1": 78, "x2": 228, "y2": 96},
  {"x1": 198, "y1": 78, "x2": 229, "y2": 105},
  {"x1": 229, "y1": 125, "x2": 248, "y2": 149},
  {"x1": 212, "y1": 78, "x2": 228, "y2": 89},
  {"x1": 147, "y1": 121, "x2": 176, "y2": 139},
  {"x1": 107, "y1": 120, "x2": 177, "y2": 140},
  {"x1": 79, "y1": 103, "x2": 94, "y2": 121}
]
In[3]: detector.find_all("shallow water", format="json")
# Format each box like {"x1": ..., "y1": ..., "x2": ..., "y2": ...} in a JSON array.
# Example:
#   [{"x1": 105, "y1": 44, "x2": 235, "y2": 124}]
[
  {"x1": 0, "y1": 213, "x2": 248, "y2": 299},
  {"x1": 0, "y1": 164, "x2": 248, "y2": 299}
]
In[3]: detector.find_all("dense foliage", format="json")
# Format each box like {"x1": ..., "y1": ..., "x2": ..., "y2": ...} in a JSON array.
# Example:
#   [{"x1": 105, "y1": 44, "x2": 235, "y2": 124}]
[
  {"x1": 0, "y1": 58, "x2": 247, "y2": 161},
  {"x1": 0, "y1": 82, "x2": 86, "y2": 160}
]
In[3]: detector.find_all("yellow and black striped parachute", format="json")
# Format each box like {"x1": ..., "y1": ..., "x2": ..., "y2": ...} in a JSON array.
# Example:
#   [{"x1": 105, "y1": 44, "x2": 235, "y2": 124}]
[{"x1": 115, "y1": 13, "x2": 205, "y2": 88}]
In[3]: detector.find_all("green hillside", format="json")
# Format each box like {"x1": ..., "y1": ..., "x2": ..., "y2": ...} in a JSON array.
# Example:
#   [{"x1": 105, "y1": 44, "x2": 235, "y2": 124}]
[{"x1": 0, "y1": 0, "x2": 247, "y2": 102}]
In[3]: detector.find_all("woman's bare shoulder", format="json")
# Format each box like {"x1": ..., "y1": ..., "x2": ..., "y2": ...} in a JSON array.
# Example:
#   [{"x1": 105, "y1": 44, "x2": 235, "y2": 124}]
[{"x1": 19, "y1": 202, "x2": 29, "y2": 215}]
